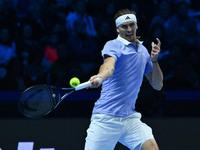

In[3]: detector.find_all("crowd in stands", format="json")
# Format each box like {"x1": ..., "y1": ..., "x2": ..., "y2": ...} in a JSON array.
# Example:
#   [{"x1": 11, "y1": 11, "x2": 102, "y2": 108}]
[{"x1": 0, "y1": 0, "x2": 200, "y2": 91}]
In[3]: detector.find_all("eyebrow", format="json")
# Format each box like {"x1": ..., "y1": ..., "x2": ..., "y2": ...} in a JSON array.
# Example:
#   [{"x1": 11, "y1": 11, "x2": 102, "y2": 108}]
[{"x1": 120, "y1": 23, "x2": 135, "y2": 27}]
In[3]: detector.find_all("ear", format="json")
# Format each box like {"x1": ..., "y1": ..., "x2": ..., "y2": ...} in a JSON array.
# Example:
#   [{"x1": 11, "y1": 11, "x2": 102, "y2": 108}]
[{"x1": 116, "y1": 28, "x2": 119, "y2": 33}]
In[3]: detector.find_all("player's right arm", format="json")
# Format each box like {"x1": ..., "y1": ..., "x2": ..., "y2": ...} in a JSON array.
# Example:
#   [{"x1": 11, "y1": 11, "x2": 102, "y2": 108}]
[{"x1": 89, "y1": 56, "x2": 116, "y2": 88}]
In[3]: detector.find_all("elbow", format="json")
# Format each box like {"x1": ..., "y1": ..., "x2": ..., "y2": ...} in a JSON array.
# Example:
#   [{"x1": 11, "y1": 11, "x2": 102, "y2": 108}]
[{"x1": 152, "y1": 83, "x2": 163, "y2": 91}]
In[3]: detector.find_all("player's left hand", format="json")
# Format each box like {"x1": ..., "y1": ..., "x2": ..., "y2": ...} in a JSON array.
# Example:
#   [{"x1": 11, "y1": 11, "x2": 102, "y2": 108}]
[{"x1": 151, "y1": 38, "x2": 161, "y2": 62}]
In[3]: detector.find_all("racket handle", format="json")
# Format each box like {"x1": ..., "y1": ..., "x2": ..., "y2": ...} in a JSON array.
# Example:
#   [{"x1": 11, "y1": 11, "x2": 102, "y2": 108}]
[
  {"x1": 75, "y1": 81, "x2": 91, "y2": 91},
  {"x1": 75, "y1": 77, "x2": 101, "y2": 91}
]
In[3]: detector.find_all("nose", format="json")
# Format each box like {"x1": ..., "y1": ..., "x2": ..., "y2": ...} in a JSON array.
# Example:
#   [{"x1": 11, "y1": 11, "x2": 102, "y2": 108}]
[{"x1": 127, "y1": 25, "x2": 132, "y2": 31}]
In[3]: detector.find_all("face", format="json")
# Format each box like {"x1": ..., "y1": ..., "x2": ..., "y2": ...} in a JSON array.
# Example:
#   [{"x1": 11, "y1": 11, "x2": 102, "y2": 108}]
[{"x1": 117, "y1": 21, "x2": 138, "y2": 42}]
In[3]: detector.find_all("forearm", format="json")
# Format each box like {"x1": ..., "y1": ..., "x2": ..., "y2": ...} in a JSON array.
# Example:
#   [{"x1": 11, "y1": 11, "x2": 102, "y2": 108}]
[
  {"x1": 150, "y1": 62, "x2": 163, "y2": 90},
  {"x1": 88, "y1": 57, "x2": 116, "y2": 88},
  {"x1": 97, "y1": 63, "x2": 115, "y2": 81},
  {"x1": 149, "y1": 38, "x2": 163, "y2": 90}
]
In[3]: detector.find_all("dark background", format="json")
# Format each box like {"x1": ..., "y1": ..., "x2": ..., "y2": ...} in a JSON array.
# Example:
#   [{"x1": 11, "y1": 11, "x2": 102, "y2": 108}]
[{"x1": 0, "y1": 0, "x2": 200, "y2": 149}]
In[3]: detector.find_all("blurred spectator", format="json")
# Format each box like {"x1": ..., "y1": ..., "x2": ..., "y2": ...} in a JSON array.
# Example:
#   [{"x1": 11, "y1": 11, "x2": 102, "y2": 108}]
[
  {"x1": 185, "y1": 66, "x2": 200, "y2": 89},
  {"x1": 96, "y1": 22, "x2": 115, "y2": 49},
  {"x1": 188, "y1": 51, "x2": 200, "y2": 74},
  {"x1": 65, "y1": 0, "x2": 97, "y2": 37},
  {"x1": 2, "y1": 58, "x2": 26, "y2": 90},
  {"x1": 186, "y1": 51, "x2": 200, "y2": 89},
  {"x1": 0, "y1": 0, "x2": 199, "y2": 91},
  {"x1": 66, "y1": 18, "x2": 98, "y2": 79},
  {"x1": 52, "y1": 23, "x2": 68, "y2": 44},
  {"x1": 26, "y1": 0, "x2": 47, "y2": 44},
  {"x1": 96, "y1": 1, "x2": 116, "y2": 25},
  {"x1": 168, "y1": 0, "x2": 191, "y2": 5},
  {"x1": 48, "y1": 43, "x2": 83, "y2": 86},
  {"x1": 94, "y1": 1, "x2": 116, "y2": 40},
  {"x1": 16, "y1": 0, "x2": 40, "y2": 17},
  {"x1": 67, "y1": 19, "x2": 97, "y2": 56},
  {"x1": 149, "y1": 1, "x2": 171, "y2": 37},
  {"x1": 166, "y1": 1, "x2": 198, "y2": 46},
  {"x1": 164, "y1": 62, "x2": 194, "y2": 90},
  {"x1": 0, "y1": 0, "x2": 16, "y2": 25},
  {"x1": 43, "y1": 0, "x2": 65, "y2": 31},
  {"x1": 173, "y1": 26, "x2": 198, "y2": 49},
  {"x1": 162, "y1": 41, "x2": 200, "y2": 90},
  {"x1": 15, "y1": 23, "x2": 45, "y2": 86},
  {"x1": 0, "y1": 26, "x2": 16, "y2": 82},
  {"x1": 44, "y1": 32, "x2": 59, "y2": 64},
  {"x1": 65, "y1": 0, "x2": 98, "y2": 77},
  {"x1": 56, "y1": 0, "x2": 72, "y2": 8},
  {"x1": 42, "y1": 24, "x2": 67, "y2": 69}
]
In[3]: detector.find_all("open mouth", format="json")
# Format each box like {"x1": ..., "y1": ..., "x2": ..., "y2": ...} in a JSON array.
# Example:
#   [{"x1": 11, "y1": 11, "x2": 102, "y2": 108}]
[
  {"x1": 126, "y1": 33, "x2": 133, "y2": 36},
  {"x1": 126, "y1": 34, "x2": 133, "y2": 37}
]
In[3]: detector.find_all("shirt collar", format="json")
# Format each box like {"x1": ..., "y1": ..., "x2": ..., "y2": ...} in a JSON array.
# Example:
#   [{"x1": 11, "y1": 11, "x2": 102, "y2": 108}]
[
  {"x1": 117, "y1": 35, "x2": 143, "y2": 46},
  {"x1": 117, "y1": 35, "x2": 131, "y2": 45}
]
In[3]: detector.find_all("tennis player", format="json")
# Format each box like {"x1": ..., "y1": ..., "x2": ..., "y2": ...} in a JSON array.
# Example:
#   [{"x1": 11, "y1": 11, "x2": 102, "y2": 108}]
[{"x1": 85, "y1": 9, "x2": 163, "y2": 150}]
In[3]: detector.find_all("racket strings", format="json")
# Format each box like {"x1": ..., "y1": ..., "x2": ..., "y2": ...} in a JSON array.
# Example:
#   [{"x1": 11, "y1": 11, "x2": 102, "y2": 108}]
[
  {"x1": 18, "y1": 84, "x2": 76, "y2": 119},
  {"x1": 18, "y1": 85, "x2": 60, "y2": 118}
]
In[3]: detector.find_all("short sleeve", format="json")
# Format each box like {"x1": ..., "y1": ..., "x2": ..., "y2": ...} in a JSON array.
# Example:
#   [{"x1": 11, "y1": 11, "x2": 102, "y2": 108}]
[
  {"x1": 101, "y1": 40, "x2": 121, "y2": 61},
  {"x1": 144, "y1": 56, "x2": 153, "y2": 74}
]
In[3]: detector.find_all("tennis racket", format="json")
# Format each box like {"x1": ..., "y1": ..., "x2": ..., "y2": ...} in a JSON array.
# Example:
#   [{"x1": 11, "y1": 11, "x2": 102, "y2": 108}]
[{"x1": 18, "y1": 81, "x2": 91, "y2": 119}]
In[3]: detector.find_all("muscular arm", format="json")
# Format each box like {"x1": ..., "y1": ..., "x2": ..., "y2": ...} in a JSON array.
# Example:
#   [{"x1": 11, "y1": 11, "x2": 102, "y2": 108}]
[
  {"x1": 145, "y1": 62, "x2": 163, "y2": 91},
  {"x1": 145, "y1": 38, "x2": 163, "y2": 91},
  {"x1": 89, "y1": 56, "x2": 116, "y2": 88},
  {"x1": 98, "y1": 56, "x2": 116, "y2": 81}
]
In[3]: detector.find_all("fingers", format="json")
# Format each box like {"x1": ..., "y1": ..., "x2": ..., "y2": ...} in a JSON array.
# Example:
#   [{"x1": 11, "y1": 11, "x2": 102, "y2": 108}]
[
  {"x1": 151, "y1": 51, "x2": 159, "y2": 55},
  {"x1": 151, "y1": 48, "x2": 160, "y2": 57},
  {"x1": 151, "y1": 46, "x2": 160, "y2": 53},
  {"x1": 151, "y1": 39, "x2": 161, "y2": 62},
  {"x1": 151, "y1": 41, "x2": 160, "y2": 52},
  {"x1": 156, "y1": 38, "x2": 161, "y2": 47},
  {"x1": 152, "y1": 38, "x2": 161, "y2": 47},
  {"x1": 87, "y1": 75, "x2": 102, "y2": 89}
]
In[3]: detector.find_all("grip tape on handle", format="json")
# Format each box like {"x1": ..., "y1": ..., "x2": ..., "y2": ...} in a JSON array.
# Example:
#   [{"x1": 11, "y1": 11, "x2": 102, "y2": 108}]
[{"x1": 74, "y1": 77, "x2": 101, "y2": 91}]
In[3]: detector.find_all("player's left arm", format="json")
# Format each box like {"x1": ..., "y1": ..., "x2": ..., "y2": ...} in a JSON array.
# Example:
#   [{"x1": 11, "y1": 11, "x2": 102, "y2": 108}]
[{"x1": 145, "y1": 38, "x2": 163, "y2": 91}]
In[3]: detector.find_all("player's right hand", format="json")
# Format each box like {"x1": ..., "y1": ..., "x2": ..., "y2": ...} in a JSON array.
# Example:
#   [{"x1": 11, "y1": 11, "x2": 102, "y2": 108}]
[{"x1": 88, "y1": 75, "x2": 103, "y2": 88}]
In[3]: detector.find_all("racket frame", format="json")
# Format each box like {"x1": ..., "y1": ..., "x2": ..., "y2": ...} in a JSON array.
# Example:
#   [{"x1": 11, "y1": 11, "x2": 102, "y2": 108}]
[{"x1": 18, "y1": 81, "x2": 91, "y2": 118}]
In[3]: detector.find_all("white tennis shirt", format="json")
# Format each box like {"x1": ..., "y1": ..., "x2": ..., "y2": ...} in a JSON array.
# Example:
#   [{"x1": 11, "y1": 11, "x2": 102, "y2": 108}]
[{"x1": 92, "y1": 35, "x2": 153, "y2": 117}]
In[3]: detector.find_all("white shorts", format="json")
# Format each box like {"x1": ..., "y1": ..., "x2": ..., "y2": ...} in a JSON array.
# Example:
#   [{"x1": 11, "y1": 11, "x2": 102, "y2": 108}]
[{"x1": 84, "y1": 112, "x2": 154, "y2": 150}]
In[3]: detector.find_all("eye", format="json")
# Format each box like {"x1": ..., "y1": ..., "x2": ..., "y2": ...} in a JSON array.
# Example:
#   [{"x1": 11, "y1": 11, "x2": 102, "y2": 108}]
[
  {"x1": 129, "y1": 23, "x2": 135, "y2": 27},
  {"x1": 121, "y1": 25, "x2": 128, "y2": 29}
]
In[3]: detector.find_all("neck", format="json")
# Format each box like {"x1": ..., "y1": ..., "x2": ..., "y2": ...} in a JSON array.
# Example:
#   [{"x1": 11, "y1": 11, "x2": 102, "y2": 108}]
[{"x1": 131, "y1": 37, "x2": 140, "y2": 46}]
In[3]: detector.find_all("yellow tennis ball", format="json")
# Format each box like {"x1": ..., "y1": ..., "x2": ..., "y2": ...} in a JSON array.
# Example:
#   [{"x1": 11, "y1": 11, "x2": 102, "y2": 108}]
[
  {"x1": 52, "y1": 94, "x2": 56, "y2": 98},
  {"x1": 70, "y1": 77, "x2": 80, "y2": 88}
]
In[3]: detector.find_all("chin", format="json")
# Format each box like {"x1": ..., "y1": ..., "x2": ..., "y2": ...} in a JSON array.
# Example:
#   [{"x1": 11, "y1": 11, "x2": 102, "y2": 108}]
[{"x1": 126, "y1": 36, "x2": 134, "y2": 42}]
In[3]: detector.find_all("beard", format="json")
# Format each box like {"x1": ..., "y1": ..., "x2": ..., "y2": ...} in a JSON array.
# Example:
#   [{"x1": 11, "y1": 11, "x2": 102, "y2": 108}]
[
  {"x1": 124, "y1": 33, "x2": 140, "y2": 47},
  {"x1": 122, "y1": 33, "x2": 138, "y2": 43}
]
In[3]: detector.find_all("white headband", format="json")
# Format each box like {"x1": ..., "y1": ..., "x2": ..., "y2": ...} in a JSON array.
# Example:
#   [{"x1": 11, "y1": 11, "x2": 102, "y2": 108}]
[{"x1": 115, "y1": 14, "x2": 137, "y2": 27}]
